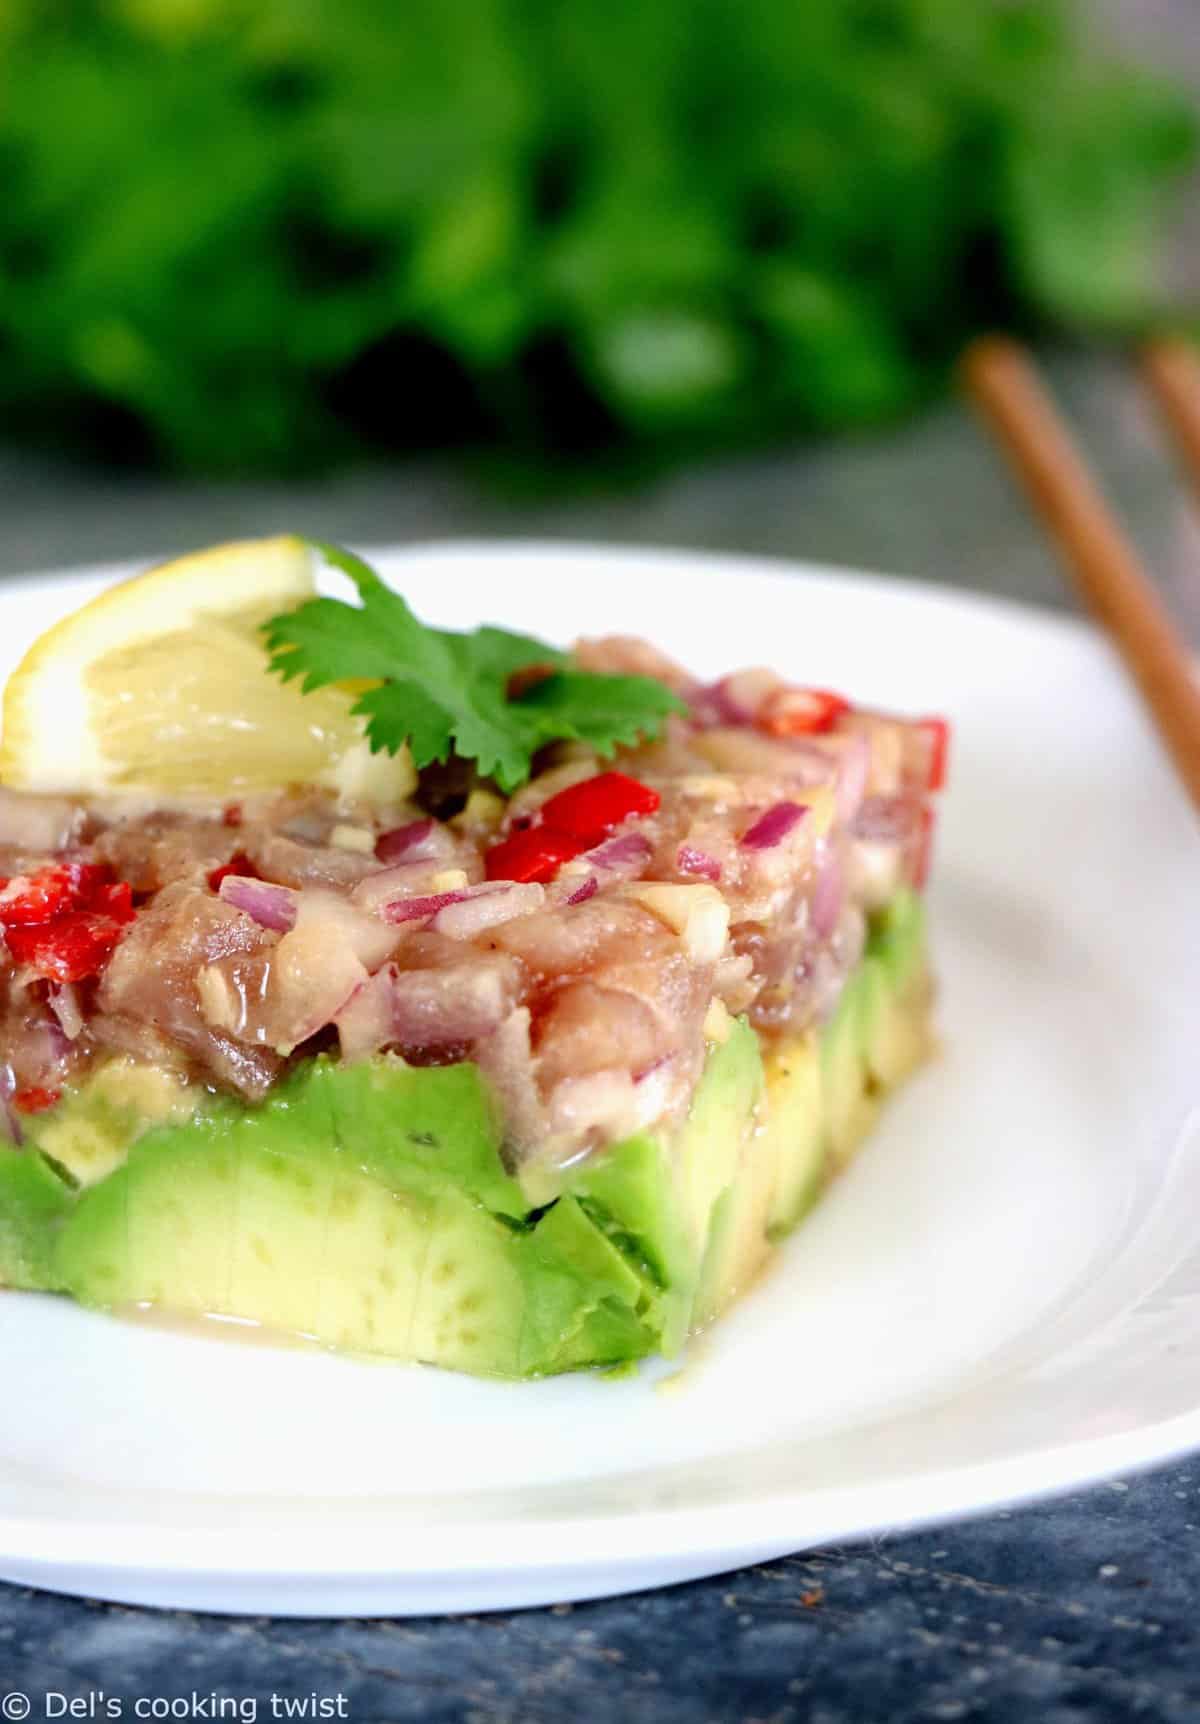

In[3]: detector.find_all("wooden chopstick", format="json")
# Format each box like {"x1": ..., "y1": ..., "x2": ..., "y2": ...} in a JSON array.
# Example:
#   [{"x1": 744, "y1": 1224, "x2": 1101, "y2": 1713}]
[
  {"x1": 961, "y1": 335, "x2": 1200, "y2": 814},
  {"x1": 1142, "y1": 336, "x2": 1200, "y2": 504}
]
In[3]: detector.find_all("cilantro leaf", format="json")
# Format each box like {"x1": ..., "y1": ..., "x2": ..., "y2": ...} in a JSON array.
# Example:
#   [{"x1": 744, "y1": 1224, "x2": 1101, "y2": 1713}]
[
  {"x1": 262, "y1": 541, "x2": 686, "y2": 791},
  {"x1": 513, "y1": 671, "x2": 684, "y2": 757}
]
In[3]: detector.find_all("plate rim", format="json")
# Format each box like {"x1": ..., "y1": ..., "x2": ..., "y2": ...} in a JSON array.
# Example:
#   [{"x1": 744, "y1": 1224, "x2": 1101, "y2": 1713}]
[
  {"x1": 4, "y1": 1407, "x2": 1200, "y2": 1583},
  {"x1": 5, "y1": 532, "x2": 1093, "y2": 642},
  {"x1": 1, "y1": 538, "x2": 1194, "y2": 1611}
]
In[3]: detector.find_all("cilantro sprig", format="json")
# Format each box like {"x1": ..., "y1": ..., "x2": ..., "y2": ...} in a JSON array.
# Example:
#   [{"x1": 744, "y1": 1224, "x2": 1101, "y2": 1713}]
[{"x1": 262, "y1": 541, "x2": 685, "y2": 792}]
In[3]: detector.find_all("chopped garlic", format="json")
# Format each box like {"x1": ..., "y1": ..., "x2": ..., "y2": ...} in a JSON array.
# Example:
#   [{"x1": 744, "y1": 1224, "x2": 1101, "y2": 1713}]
[
  {"x1": 430, "y1": 868, "x2": 469, "y2": 892},
  {"x1": 629, "y1": 882, "x2": 730, "y2": 963},
  {"x1": 195, "y1": 964, "x2": 237, "y2": 1032},
  {"x1": 329, "y1": 823, "x2": 375, "y2": 854},
  {"x1": 703, "y1": 997, "x2": 733, "y2": 1044},
  {"x1": 679, "y1": 774, "x2": 739, "y2": 802},
  {"x1": 451, "y1": 789, "x2": 507, "y2": 836},
  {"x1": 797, "y1": 785, "x2": 836, "y2": 841},
  {"x1": 867, "y1": 724, "x2": 903, "y2": 796}
]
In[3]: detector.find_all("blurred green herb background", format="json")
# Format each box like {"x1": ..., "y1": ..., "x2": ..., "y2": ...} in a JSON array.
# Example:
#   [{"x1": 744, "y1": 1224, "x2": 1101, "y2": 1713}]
[{"x1": 0, "y1": 0, "x2": 1195, "y2": 477}]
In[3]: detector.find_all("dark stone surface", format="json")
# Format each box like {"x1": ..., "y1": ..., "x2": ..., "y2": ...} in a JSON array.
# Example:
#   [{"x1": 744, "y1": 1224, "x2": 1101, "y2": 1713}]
[{"x1": 2, "y1": 1466, "x2": 1199, "y2": 1722}]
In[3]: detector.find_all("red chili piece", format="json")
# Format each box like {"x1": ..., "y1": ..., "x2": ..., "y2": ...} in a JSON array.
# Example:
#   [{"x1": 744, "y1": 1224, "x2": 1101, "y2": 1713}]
[
  {"x1": 5, "y1": 912, "x2": 129, "y2": 983},
  {"x1": 538, "y1": 772, "x2": 661, "y2": 846},
  {"x1": 759, "y1": 688, "x2": 850, "y2": 737},
  {"x1": 912, "y1": 806, "x2": 937, "y2": 891},
  {"x1": 485, "y1": 772, "x2": 660, "y2": 884},
  {"x1": 918, "y1": 717, "x2": 951, "y2": 792},
  {"x1": 207, "y1": 852, "x2": 259, "y2": 892},
  {"x1": 13, "y1": 1086, "x2": 61, "y2": 1115},
  {"x1": 0, "y1": 867, "x2": 76, "y2": 925},
  {"x1": 64, "y1": 862, "x2": 120, "y2": 906},
  {"x1": 89, "y1": 879, "x2": 135, "y2": 922},
  {"x1": 484, "y1": 825, "x2": 586, "y2": 884},
  {"x1": 0, "y1": 862, "x2": 135, "y2": 982}
]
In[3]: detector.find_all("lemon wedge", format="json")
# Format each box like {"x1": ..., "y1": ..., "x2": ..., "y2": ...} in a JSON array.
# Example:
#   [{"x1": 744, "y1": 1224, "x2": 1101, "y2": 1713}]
[{"x1": 0, "y1": 535, "x2": 415, "y2": 802}]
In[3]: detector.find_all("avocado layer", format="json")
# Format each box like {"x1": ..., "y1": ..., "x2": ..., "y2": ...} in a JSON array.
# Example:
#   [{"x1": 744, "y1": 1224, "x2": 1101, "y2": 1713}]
[{"x1": 0, "y1": 893, "x2": 932, "y2": 1376}]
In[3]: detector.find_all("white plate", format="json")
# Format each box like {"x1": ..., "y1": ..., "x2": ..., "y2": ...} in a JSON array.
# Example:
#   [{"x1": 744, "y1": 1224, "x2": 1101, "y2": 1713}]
[{"x1": 1, "y1": 541, "x2": 1199, "y2": 1618}]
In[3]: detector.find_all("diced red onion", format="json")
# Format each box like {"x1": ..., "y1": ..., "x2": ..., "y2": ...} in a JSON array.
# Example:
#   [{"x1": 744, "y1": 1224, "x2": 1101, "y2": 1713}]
[
  {"x1": 810, "y1": 846, "x2": 843, "y2": 940},
  {"x1": 850, "y1": 836, "x2": 905, "y2": 910},
  {"x1": 0, "y1": 1064, "x2": 21, "y2": 1146},
  {"x1": 631, "y1": 1056, "x2": 680, "y2": 1132},
  {"x1": 48, "y1": 983, "x2": 84, "y2": 1042},
  {"x1": 375, "y1": 819, "x2": 449, "y2": 864},
  {"x1": 549, "y1": 831, "x2": 652, "y2": 905},
  {"x1": 546, "y1": 1070, "x2": 637, "y2": 1140},
  {"x1": 352, "y1": 861, "x2": 469, "y2": 915},
  {"x1": 778, "y1": 741, "x2": 840, "y2": 781},
  {"x1": 544, "y1": 1057, "x2": 680, "y2": 1146},
  {"x1": 200, "y1": 890, "x2": 401, "y2": 1051},
  {"x1": 387, "y1": 962, "x2": 517, "y2": 1045},
  {"x1": 835, "y1": 734, "x2": 870, "y2": 824},
  {"x1": 676, "y1": 844, "x2": 722, "y2": 882},
  {"x1": 853, "y1": 795, "x2": 915, "y2": 843},
  {"x1": 585, "y1": 832, "x2": 653, "y2": 873},
  {"x1": 433, "y1": 883, "x2": 544, "y2": 940},
  {"x1": 741, "y1": 801, "x2": 808, "y2": 851},
  {"x1": 219, "y1": 875, "x2": 298, "y2": 932},
  {"x1": 809, "y1": 949, "x2": 846, "y2": 1023},
  {"x1": 833, "y1": 903, "x2": 867, "y2": 972},
  {"x1": 708, "y1": 678, "x2": 754, "y2": 724},
  {"x1": 473, "y1": 1007, "x2": 546, "y2": 1160},
  {"x1": 382, "y1": 890, "x2": 470, "y2": 925},
  {"x1": 335, "y1": 959, "x2": 517, "y2": 1059},
  {"x1": 24, "y1": 1015, "x2": 72, "y2": 1066},
  {"x1": 687, "y1": 688, "x2": 726, "y2": 728},
  {"x1": 696, "y1": 670, "x2": 780, "y2": 727}
]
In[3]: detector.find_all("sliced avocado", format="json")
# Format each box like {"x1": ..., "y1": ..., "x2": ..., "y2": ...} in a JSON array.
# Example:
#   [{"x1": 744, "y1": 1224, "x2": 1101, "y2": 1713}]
[
  {"x1": 692, "y1": 1126, "x2": 777, "y2": 1329},
  {"x1": 763, "y1": 1031, "x2": 826, "y2": 1239},
  {"x1": 515, "y1": 1195, "x2": 656, "y2": 1375},
  {"x1": 820, "y1": 968, "x2": 879, "y2": 1169},
  {"x1": 28, "y1": 1057, "x2": 200, "y2": 1189},
  {"x1": 8, "y1": 899, "x2": 933, "y2": 1374},
  {"x1": 860, "y1": 957, "x2": 932, "y2": 1091},
  {"x1": 313, "y1": 1170, "x2": 428, "y2": 1358},
  {"x1": 49, "y1": 1057, "x2": 671, "y2": 1376},
  {"x1": 867, "y1": 888, "x2": 925, "y2": 989},
  {"x1": 46, "y1": 1029, "x2": 767, "y2": 1374},
  {"x1": 676, "y1": 1018, "x2": 763, "y2": 1260},
  {"x1": 316, "y1": 1054, "x2": 528, "y2": 1220},
  {"x1": 0, "y1": 1145, "x2": 72, "y2": 1291},
  {"x1": 569, "y1": 1018, "x2": 767, "y2": 1345},
  {"x1": 683, "y1": 1019, "x2": 769, "y2": 1331},
  {"x1": 862, "y1": 889, "x2": 932, "y2": 1089},
  {"x1": 823, "y1": 893, "x2": 930, "y2": 1166}
]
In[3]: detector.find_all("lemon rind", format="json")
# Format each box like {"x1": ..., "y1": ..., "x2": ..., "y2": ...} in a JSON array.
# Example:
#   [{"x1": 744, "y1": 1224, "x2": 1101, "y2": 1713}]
[{"x1": 1, "y1": 536, "x2": 315, "y2": 794}]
